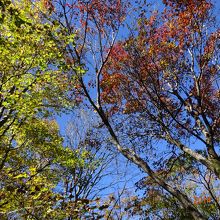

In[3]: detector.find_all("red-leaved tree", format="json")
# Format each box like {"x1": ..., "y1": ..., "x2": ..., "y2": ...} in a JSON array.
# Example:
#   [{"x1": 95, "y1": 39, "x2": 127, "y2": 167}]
[{"x1": 47, "y1": 0, "x2": 220, "y2": 219}]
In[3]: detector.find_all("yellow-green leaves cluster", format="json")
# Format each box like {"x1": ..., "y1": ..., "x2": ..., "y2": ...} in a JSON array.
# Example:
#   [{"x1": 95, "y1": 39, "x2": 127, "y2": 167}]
[{"x1": 0, "y1": 0, "x2": 84, "y2": 218}]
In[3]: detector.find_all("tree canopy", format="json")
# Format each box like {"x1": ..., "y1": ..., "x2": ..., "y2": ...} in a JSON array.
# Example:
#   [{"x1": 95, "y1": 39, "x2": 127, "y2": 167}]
[{"x1": 1, "y1": 0, "x2": 220, "y2": 219}]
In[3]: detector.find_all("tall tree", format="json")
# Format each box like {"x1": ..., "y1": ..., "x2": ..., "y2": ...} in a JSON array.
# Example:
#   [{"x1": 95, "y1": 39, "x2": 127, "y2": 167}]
[
  {"x1": 0, "y1": 0, "x2": 83, "y2": 218},
  {"x1": 52, "y1": 0, "x2": 220, "y2": 219}
]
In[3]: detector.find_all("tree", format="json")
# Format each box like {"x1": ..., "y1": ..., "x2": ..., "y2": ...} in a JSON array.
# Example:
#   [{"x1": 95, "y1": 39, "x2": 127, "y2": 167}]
[
  {"x1": 0, "y1": 0, "x2": 83, "y2": 218},
  {"x1": 102, "y1": 0, "x2": 220, "y2": 177},
  {"x1": 100, "y1": 0, "x2": 220, "y2": 218},
  {"x1": 124, "y1": 155, "x2": 220, "y2": 219},
  {"x1": 0, "y1": 1, "x2": 135, "y2": 219},
  {"x1": 51, "y1": 0, "x2": 220, "y2": 219},
  {"x1": 57, "y1": 110, "x2": 118, "y2": 219}
]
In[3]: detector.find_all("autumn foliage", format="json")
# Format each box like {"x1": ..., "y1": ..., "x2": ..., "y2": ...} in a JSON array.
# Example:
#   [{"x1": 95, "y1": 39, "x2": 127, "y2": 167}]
[{"x1": 1, "y1": 0, "x2": 220, "y2": 219}]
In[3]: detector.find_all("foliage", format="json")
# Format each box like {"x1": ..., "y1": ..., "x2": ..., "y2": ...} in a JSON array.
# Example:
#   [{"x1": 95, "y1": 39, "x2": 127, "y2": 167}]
[
  {"x1": 53, "y1": 0, "x2": 220, "y2": 219},
  {"x1": 1, "y1": 0, "x2": 220, "y2": 219},
  {"x1": 0, "y1": 0, "x2": 83, "y2": 218}
]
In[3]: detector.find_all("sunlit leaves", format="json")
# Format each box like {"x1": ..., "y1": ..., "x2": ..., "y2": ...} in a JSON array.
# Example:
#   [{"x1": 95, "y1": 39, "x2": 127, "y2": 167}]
[{"x1": 0, "y1": 0, "x2": 83, "y2": 218}]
